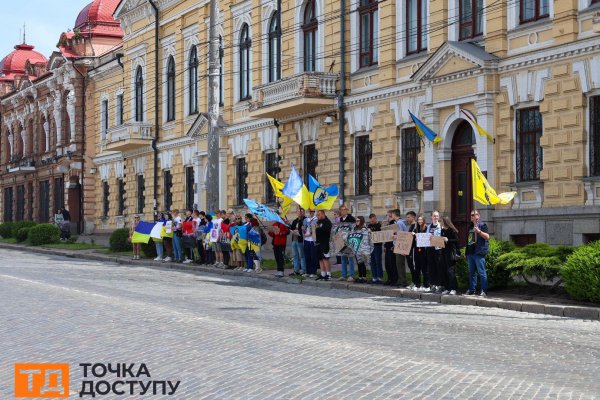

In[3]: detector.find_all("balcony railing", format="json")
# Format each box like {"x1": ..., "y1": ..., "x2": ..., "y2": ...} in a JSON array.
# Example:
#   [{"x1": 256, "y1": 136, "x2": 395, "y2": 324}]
[
  {"x1": 249, "y1": 72, "x2": 338, "y2": 119},
  {"x1": 102, "y1": 122, "x2": 154, "y2": 152},
  {"x1": 7, "y1": 156, "x2": 36, "y2": 173}
]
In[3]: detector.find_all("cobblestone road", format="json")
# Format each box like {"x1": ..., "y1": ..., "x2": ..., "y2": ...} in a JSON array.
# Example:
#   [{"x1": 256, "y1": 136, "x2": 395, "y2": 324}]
[{"x1": 0, "y1": 248, "x2": 598, "y2": 399}]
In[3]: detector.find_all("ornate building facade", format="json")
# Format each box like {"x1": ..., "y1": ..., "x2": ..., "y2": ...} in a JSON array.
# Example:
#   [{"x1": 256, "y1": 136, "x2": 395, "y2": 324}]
[
  {"x1": 0, "y1": 0, "x2": 123, "y2": 232},
  {"x1": 87, "y1": 0, "x2": 600, "y2": 245}
]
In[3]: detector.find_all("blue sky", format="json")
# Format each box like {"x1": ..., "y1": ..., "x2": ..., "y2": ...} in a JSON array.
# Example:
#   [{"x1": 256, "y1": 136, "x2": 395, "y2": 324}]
[{"x1": 0, "y1": 0, "x2": 88, "y2": 61}]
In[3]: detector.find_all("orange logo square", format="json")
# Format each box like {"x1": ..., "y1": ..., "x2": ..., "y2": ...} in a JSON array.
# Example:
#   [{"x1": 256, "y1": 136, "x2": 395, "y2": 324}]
[{"x1": 14, "y1": 363, "x2": 70, "y2": 398}]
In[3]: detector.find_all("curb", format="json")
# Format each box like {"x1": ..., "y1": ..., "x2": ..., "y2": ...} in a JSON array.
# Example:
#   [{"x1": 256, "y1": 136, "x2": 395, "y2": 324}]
[{"x1": 2, "y1": 243, "x2": 599, "y2": 322}]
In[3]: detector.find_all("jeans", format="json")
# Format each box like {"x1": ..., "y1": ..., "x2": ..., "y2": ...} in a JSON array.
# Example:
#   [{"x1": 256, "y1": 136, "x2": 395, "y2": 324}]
[
  {"x1": 467, "y1": 254, "x2": 488, "y2": 292},
  {"x1": 370, "y1": 245, "x2": 383, "y2": 280},
  {"x1": 291, "y1": 241, "x2": 306, "y2": 273},
  {"x1": 172, "y1": 234, "x2": 183, "y2": 261},
  {"x1": 155, "y1": 241, "x2": 164, "y2": 258},
  {"x1": 304, "y1": 241, "x2": 317, "y2": 275},
  {"x1": 245, "y1": 249, "x2": 254, "y2": 270},
  {"x1": 341, "y1": 255, "x2": 355, "y2": 278}
]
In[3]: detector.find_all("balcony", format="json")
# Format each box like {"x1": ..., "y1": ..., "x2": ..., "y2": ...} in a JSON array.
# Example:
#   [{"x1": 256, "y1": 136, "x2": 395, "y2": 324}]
[
  {"x1": 103, "y1": 122, "x2": 154, "y2": 152},
  {"x1": 7, "y1": 156, "x2": 36, "y2": 173},
  {"x1": 249, "y1": 72, "x2": 338, "y2": 119}
]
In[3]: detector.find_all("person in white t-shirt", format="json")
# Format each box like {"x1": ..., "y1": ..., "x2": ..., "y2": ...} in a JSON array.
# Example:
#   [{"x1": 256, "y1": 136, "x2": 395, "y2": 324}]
[
  {"x1": 303, "y1": 209, "x2": 318, "y2": 278},
  {"x1": 212, "y1": 212, "x2": 224, "y2": 267}
]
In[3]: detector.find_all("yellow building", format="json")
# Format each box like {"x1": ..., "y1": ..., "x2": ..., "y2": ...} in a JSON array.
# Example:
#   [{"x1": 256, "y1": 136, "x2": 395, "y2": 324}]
[{"x1": 88, "y1": 0, "x2": 600, "y2": 246}]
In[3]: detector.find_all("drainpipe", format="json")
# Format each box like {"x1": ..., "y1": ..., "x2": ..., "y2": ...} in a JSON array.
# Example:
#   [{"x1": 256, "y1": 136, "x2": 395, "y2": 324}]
[
  {"x1": 71, "y1": 59, "x2": 86, "y2": 234},
  {"x1": 338, "y1": 0, "x2": 347, "y2": 204},
  {"x1": 149, "y1": 0, "x2": 159, "y2": 217}
]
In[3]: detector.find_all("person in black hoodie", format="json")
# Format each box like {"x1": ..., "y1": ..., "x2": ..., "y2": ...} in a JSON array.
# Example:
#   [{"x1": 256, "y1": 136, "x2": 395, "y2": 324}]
[
  {"x1": 367, "y1": 213, "x2": 383, "y2": 284},
  {"x1": 440, "y1": 216, "x2": 459, "y2": 295},
  {"x1": 383, "y1": 210, "x2": 397, "y2": 285},
  {"x1": 315, "y1": 210, "x2": 333, "y2": 281}
]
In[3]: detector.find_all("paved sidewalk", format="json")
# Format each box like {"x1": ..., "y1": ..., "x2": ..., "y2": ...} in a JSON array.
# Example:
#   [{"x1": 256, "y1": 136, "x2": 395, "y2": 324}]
[{"x1": 1, "y1": 242, "x2": 599, "y2": 321}]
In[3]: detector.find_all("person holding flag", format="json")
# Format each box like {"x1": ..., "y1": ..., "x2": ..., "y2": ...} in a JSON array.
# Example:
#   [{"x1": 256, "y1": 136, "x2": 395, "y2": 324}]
[{"x1": 128, "y1": 215, "x2": 142, "y2": 260}]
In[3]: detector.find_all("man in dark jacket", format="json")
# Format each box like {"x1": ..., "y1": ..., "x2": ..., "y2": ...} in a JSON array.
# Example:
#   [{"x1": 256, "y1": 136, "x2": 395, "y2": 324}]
[
  {"x1": 315, "y1": 210, "x2": 332, "y2": 281},
  {"x1": 465, "y1": 210, "x2": 490, "y2": 297}
]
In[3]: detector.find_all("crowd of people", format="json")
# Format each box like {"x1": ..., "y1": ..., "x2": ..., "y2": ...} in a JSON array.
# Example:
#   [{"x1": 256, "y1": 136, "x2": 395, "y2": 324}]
[{"x1": 128, "y1": 206, "x2": 490, "y2": 297}]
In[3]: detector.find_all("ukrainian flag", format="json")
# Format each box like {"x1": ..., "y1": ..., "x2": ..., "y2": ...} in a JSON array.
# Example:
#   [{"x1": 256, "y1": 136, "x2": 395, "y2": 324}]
[
  {"x1": 266, "y1": 173, "x2": 293, "y2": 217},
  {"x1": 409, "y1": 111, "x2": 442, "y2": 144},
  {"x1": 282, "y1": 164, "x2": 312, "y2": 210},
  {"x1": 247, "y1": 228, "x2": 261, "y2": 253},
  {"x1": 471, "y1": 159, "x2": 516, "y2": 205},
  {"x1": 308, "y1": 175, "x2": 338, "y2": 210},
  {"x1": 230, "y1": 225, "x2": 248, "y2": 253},
  {"x1": 131, "y1": 221, "x2": 155, "y2": 244}
]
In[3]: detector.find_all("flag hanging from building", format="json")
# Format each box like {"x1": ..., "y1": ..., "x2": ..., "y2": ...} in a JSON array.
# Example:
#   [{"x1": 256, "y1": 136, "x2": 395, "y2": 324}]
[
  {"x1": 131, "y1": 221, "x2": 156, "y2": 244},
  {"x1": 282, "y1": 164, "x2": 313, "y2": 210},
  {"x1": 460, "y1": 109, "x2": 494, "y2": 143},
  {"x1": 266, "y1": 173, "x2": 293, "y2": 217},
  {"x1": 243, "y1": 198, "x2": 288, "y2": 226},
  {"x1": 471, "y1": 159, "x2": 516, "y2": 205},
  {"x1": 308, "y1": 175, "x2": 338, "y2": 210},
  {"x1": 230, "y1": 225, "x2": 248, "y2": 253},
  {"x1": 409, "y1": 111, "x2": 442, "y2": 144}
]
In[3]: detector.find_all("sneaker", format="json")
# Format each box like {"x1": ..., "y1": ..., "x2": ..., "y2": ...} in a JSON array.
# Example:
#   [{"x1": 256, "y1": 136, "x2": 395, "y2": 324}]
[
  {"x1": 463, "y1": 291, "x2": 475, "y2": 296},
  {"x1": 423, "y1": 287, "x2": 431, "y2": 293},
  {"x1": 441, "y1": 290, "x2": 450, "y2": 295},
  {"x1": 255, "y1": 267, "x2": 263, "y2": 273},
  {"x1": 163, "y1": 256, "x2": 172, "y2": 262},
  {"x1": 406, "y1": 284, "x2": 415, "y2": 290},
  {"x1": 346, "y1": 277, "x2": 354, "y2": 282},
  {"x1": 302, "y1": 274, "x2": 309, "y2": 278},
  {"x1": 244, "y1": 268, "x2": 252, "y2": 273},
  {"x1": 183, "y1": 259, "x2": 192, "y2": 264},
  {"x1": 449, "y1": 290, "x2": 457, "y2": 295},
  {"x1": 412, "y1": 286, "x2": 420, "y2": 292},
  {"x1": 308, "y1": 274, "x2": 316, "y2": 278},
  {"x1": 275, "y1": 271, "x2": 284, "y2": 277},
  {"x1": 153, "y1": 256, "x2": 161, "y2": 261},
  {"x1": 418, "y1": 286, "x2": 425, "y2": 292},
  {"x1": 323, "y1": 275, "x2": 330, "y2": 281},
  {"x1": 338, "y1": 276, "x2": 347, "y2": 281},
  {"x1": 479, "y1": 291, "x2": 487, "y2": 298},
  {"x1": 315, "y1": 275, "x2": 325, "y2": 281}
]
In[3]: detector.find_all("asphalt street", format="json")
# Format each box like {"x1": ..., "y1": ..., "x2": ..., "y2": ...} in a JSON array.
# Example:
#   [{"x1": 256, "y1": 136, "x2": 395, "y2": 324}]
[{"x1": 0, "y1": 248, "x2": 598, "y2": 399}]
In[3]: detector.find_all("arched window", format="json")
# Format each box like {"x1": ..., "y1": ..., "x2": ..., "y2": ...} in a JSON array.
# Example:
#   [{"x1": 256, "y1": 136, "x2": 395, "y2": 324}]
[
  {"x1": 188, "y1": 46, "x2": 198, "y2": 115},
  {"x1": 239, "y1": 24, "x2": 251, "y2": 101},
  {"x1": 268, "y1": 12, "x2": 281, "y2": 82},
  {"x1": 167, "y1": 56, "x2": 176, "y2": 121},
  {"x1": 135, "y1": 66, "x2": 144, "y2": 122},
  {"x1": 302, "y1": 0, "x2": 318, "y2": 72},
  {"x1": 219, "y1": 35, "x2": 224, "y2": 106}
]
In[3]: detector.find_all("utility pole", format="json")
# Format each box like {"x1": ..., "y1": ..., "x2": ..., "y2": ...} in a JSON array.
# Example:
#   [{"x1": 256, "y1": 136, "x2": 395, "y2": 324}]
[{"x1": 206, "y1": 0, "x2": 220, "y2": 212}]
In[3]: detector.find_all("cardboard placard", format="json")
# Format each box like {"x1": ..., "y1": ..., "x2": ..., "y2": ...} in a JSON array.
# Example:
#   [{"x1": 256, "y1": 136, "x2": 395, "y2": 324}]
[
  {"x1": 393, "y1": 232, "x2": 414, "y2": 255},
  {"x1": 334, "y1": 234, "x2": 346, "y2": 253},
  {"x1": 416, "y1": 233, "x2": 430, "y2": 247},
  {"x1": 370, "y1": 230, "x2": 396, "y2": 244},
  {"x1": 54, "y1": 214, "x2": 64, "y2": 223},
  {"x1": 346, "y1": 232, "x2": 363, "y2": 253},
  {"x1": 430, "y1": 235, "x2": 446, "y2": 248},
  {"x1": 381, "y1": 223, "x2": 399, "y2": 232}
]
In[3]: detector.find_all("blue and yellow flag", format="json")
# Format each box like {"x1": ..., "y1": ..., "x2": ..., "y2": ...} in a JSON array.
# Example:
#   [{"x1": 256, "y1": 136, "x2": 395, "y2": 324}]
[
  {"x1": 131, "y1": 221, "x2": 156, "y2": 244},
  {"x1": 266, "y1": 173, "x2": 293, "y2": 217},
  {"x1": 230, "y1": 225, "x2": 248, "y2": 253},
  {"x1": 471, "y1": 159, "x2": 516, "y2": 205},
  {"x1": 308, "y1": 175, "x2": 338, "y2": 210},
  {"x1": 282, "y1": 164, "x2": 312, "y2": 210},
  {"x1": 247, "y1": 227, "x2": 261, "y2": 253},
  {"x1": 409, "y1": 111, "x2": 441, "y2": 144}
]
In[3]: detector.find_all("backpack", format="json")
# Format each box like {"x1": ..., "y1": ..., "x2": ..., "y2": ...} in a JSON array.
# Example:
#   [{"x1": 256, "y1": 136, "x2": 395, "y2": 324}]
[{"x1": 260, "y1": 228, "x2": 268, "y2": 245}]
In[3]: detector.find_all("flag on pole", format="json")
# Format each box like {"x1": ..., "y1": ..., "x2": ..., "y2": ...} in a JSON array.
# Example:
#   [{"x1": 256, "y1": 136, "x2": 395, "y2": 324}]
[
  {"x1": 131, "y1": 221, "x2": 156, "y2": 244},
  {"x1": 308, "y1": 175, "x2": 338, "y2": 210},
  {"x1": 282, "y1": 164, "x2": 313, "y2": 210},
  {"x1": 460, "y1": 109, "x2": 494, "y2": 143},
  {"x1": 266, "y1": 173, "x2": 293, "y2": 217},
  {"x1": 409, "y1": 111, "x2": 442, "y2": 144},
  {"x1": 471, "y1": 159, "x2": 516, "y2": 205},
  {"x1": 243, "y1": 198, "x2": 289, "y2": 226}
]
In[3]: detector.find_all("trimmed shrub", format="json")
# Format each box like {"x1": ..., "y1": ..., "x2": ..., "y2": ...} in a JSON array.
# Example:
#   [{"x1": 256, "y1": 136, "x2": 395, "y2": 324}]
[
  {"x1": 28, "y1": 224, "x2": 60, "y2": 246},
  {"x1": 11, "y1": 221, "x2": 37, "y2": 238},
  {"x1": 0, "y1": 222, "x2": 15, "y2": 238},
  {"x1": 456, "y1": 238, "x2": 514, "y2": 290},
  {"x1": 496, "y1": 243, "x2": 573, "y2": 285},
  {"x1": 16, "y1": 227, "x2": 32, "y2": 243},
  {"x1": 562, "y1": 241, "x2": 600, "y2": 304},
  {"x1": 142, "y1": 240, "x2": 158, "y2": 258},
  {"x1": 109, "y1": 228, "x2": 132, "y2": 252}
]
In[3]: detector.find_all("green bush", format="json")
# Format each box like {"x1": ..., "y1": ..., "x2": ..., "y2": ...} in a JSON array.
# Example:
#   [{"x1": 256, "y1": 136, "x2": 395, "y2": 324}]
[
  {"x1": 142, "y1": 240, "x2": 158, "y2": 258},
  {"x1": 16, "y1": 227, "x2": 32, "y2": 243},
  {"x1": 456, "y1": 238, "x2": 514, "y2": 290},
  {"x1": 28, "y1": 224, "x2": 60, "y2": 246},
  {"x1": 109, "y1": 228, "x2": 132, "y2": 252},
  {"x1": 0, "y1": 222, "x2": 15, "y2": 238},
  {"x1": 496, "y1": 243, "x2": 573, "y2": 285},
  {"x1": 562, "y1": 241, "x2": 600, "y2": 304},
  {"x1": 11, "y1": 221, "x2": 37, "y2": 238}
]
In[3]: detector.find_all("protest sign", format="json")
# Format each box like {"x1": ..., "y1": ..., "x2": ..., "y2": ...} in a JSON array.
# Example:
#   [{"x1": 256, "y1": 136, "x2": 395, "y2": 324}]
[
  {"x1": 393, "y1": 232, "x2": 414, "y2": 255},
  {"x1": 416, "y1": 233, "x2": 430, "y2": 247},
  {"x1": 370, "y1": 230, "x2": 395, "y2": 244},
  {"x1": 430, "y1": 235, "x2": 446, "y2": 248}
]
